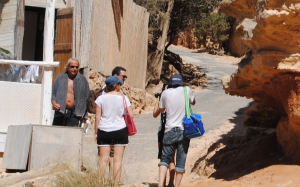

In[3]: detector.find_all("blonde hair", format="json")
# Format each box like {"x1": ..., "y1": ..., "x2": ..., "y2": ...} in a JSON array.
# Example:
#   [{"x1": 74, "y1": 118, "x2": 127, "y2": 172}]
[{"x1": 65, "y1": 58, "x2": 80, "y2": 72}]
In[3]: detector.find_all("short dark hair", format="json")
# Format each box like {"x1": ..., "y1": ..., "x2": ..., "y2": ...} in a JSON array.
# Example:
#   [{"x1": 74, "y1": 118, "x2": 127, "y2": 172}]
[{"x1": 112, "y1": 66, "x2": 126, "y2": 76}]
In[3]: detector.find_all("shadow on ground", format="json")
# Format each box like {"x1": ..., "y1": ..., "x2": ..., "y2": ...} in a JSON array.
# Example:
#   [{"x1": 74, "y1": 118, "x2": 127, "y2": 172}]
[
  {"x1": 142, "y1": 182, "x2": 159, "y2": 187},
  {"x1": 191, "y1": 101, "x2": 299, "y2": 181}
]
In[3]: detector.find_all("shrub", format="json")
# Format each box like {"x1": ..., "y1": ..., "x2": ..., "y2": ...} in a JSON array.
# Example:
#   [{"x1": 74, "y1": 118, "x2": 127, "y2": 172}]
[{"x1": 194, "y1": 13, "x2": 230, "y2": 49}]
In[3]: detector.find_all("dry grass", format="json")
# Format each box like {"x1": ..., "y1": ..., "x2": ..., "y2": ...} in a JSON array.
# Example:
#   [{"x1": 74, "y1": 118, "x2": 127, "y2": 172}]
[{"x1": 45, "y1": 159, "x2": 117, "y2": 187}]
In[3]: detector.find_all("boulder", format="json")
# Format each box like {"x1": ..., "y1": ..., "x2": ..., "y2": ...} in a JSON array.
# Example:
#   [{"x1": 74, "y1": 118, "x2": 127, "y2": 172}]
[{"x1": 220, "y1": 0, "x2": 300, "y2": 160}]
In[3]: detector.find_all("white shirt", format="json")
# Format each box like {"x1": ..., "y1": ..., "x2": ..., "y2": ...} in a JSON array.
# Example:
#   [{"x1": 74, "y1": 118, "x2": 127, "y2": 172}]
[
  {"x1": 95, "y1": 94, "x2": 131, "y2": 132},
  {"x1": 159, "y1": 86, "x2": 195, "y2": 132}
]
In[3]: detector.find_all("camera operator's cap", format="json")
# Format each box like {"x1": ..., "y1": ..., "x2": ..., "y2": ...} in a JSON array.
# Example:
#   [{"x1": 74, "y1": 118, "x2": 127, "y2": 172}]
[
  {"x1": 105, "y1": 76, "x2": 123, "y2": 86},
  {"x1": 171, "y1": 74, "x2": 183, "y2": 86}
]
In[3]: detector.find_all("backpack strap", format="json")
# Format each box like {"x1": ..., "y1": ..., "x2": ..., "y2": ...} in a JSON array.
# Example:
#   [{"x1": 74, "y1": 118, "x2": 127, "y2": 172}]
[{"x1": 183, "y1": 87, "x2": 193, "y2": 119}]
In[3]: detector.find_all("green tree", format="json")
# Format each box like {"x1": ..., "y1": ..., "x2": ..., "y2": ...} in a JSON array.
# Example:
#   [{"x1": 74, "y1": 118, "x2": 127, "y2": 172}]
[
  {"x1": 133, "y1": 0, "x2": 168, "y2": 34},
  {"x1": 194, "y1": 13, "x2": 230, "y2": 48},
  {"x1": 166, "y1": 0, "x2": 222, "y2": 50},
  {"x1": 133, "y1": 0, "x2": 223, "y2": 84}
]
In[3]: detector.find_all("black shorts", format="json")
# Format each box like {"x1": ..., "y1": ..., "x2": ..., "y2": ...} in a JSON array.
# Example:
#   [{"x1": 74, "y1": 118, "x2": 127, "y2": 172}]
[{"x1": 97, "y1": 127, "x2": 128, "y2": 146}]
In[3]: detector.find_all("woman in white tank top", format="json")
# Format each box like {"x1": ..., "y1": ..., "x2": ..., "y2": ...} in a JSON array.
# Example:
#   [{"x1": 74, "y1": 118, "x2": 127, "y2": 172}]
[{"x1": 95, "y1": 76, "x2": 134, "y2": 185}]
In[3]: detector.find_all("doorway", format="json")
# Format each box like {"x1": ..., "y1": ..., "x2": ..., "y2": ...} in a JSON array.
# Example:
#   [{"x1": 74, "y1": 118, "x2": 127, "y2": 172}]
[{"x1": 22, "y1": 6, "x2": 45, "y2": 61}]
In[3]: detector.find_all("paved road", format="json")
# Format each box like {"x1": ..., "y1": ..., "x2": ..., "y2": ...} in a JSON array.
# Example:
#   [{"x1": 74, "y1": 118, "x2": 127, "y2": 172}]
[
  {"x1": 83, "y1": 47, "x2": 252, "y2": 184},
  {"x1": 120, "y1": 47, "x2": 252, "y2": 184}
]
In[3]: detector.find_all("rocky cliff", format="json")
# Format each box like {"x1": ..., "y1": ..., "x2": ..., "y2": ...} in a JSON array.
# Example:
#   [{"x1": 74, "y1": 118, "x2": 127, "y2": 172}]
[
  {"x1": 172, "y1": 27, "x2": 201, "y2": 49},
  {"x1": 221, "y1": 0, "x2": 300, "y2": 160}
]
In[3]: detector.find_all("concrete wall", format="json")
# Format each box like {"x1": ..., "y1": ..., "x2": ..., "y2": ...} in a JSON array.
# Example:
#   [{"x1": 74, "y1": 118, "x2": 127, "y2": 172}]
[{"x1": 87, "y1": 0, "x2": 149, "y2": 89}]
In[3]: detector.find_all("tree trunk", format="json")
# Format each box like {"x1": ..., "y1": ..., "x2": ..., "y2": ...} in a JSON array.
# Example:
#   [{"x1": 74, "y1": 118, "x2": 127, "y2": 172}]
[
  {"x1": 165, "y1": 30, "x2": 177, "y2": 51},
  {"x1": 145, "y1": 0, "x2": 174, "y2": 86}
]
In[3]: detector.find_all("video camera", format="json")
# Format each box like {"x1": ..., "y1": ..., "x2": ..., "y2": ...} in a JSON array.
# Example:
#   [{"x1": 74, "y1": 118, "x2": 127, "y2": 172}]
[{"x1": 155, "y1": 81, "x2": 172, "y2": 98}]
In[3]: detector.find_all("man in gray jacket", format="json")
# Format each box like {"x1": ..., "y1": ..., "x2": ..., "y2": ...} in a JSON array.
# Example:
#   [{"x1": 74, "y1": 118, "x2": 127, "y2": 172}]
[{"x1": 51, "y1": 58, "x2": 90, "y2": 126}]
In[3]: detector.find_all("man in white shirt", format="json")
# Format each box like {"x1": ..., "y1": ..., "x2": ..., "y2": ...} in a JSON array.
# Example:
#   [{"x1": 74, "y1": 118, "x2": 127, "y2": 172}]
[{"x1": 157, "y1": 74, "x2": 196, "y2": 187}]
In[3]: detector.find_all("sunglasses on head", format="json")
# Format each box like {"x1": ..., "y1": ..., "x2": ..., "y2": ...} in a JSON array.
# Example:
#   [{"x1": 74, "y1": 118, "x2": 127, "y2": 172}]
[{"x1": 70, "y1": 66, "x2": 79, "y2": 69}]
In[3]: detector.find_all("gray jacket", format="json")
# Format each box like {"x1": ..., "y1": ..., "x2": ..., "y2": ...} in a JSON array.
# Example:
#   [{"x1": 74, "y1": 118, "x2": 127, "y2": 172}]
[{"x1": 52, "y1": 72, "x2": 90, "y2": 119}]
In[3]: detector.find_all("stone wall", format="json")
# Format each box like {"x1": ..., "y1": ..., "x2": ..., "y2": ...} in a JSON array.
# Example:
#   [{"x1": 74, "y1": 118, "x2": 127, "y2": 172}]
[
  {"x1": 220, "y1": 0, "x2": 300, "y2": 160},
  {"x1": 86, "y1": 0, "x2": 149, "y2": 89}
]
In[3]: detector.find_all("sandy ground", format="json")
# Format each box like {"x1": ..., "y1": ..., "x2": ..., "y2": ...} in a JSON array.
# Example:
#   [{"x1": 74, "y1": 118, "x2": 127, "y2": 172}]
[
  {"x1": 180, "y1": 116, "x2": 300, "y2": 187},
  {"x1": 168, "y1": 45, "x2": 300, "y2": 187}
]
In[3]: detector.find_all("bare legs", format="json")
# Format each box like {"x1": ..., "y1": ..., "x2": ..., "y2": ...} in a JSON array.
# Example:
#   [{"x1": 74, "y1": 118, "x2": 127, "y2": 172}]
[
  {"x1": 158, "y1": 143, "x2": 176, "y2": 187},
  {"x1": 159, "y1": 165, "x2": 168, "y2": 187},
  {"x1": 174, "y1": 172, "x2": 183, "y2": 187},
  {"x1": 113, "y1": 146, "x2": 125, "y2": 186},
  {"x1": 98, "y1": 146, "x2": 111, "y2": 177},
  {"x1": 98, "y1": 145, "x2": 126, "y2": 186},
  {"x1": 159, "y1": 165, "x2": 183, "y2": 187}
]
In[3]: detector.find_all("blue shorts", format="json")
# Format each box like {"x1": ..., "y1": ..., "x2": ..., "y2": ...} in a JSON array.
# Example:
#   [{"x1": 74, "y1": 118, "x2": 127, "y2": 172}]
[{"x1": 158, "y1": 128, "x2": 190, "y2": 173}]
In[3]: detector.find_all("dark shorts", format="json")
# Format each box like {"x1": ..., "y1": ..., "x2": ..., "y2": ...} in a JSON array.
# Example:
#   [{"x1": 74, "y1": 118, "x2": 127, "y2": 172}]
[
  {"x1": 158, "y1": 128, "x2": 190, "y2": 173},
  {"x1": 52, "y1": 109, "x2": 81, "y2": 127},
  {"x1": 97, "y1": 127, "x2": 128, "y2": 146}
]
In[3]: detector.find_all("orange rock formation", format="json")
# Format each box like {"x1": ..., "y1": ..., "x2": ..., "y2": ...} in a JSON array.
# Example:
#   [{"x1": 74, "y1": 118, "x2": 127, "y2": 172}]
[
  {"x1": 172, "y1": 27, "x2": 201, "y2": 49},
  {"x1": 221, "y1": 0, "x2": 300, "y2": 160}
]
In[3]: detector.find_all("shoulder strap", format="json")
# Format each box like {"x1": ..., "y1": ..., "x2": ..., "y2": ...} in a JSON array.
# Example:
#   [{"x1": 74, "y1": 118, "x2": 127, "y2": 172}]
[
  {"x1": 122, "y1": 95, "x2": 128, "y2": 114},
  {"x1": 184, "y1": 87, "x2": 193, "y2": 119}
]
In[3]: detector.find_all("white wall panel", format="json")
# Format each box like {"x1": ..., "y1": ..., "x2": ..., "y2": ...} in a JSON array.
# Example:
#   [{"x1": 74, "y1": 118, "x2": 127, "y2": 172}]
[
  {"x1": 0, "y1": 81, "x2": 42, "y2": 133},
  {"x1": 0, "y1": 133, "x2": 7, "y2": 152}
]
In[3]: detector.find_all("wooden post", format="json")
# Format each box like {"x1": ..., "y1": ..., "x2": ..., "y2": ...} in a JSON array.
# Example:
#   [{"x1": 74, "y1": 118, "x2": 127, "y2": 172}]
[
  {"x1": 41, "y1": 0, "x2": 56, "y2": 125},
  {"x1": 14, "y1": 0, "x2": 25, "y2": 60}
]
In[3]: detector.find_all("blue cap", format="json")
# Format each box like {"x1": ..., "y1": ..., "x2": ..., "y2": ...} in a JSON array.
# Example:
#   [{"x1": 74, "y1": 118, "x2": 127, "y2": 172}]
[
  {"x1": 105, "y1": 76, "x2": 123, "y2": 86},
  {"x1": 171, "y1": 74, "x2": 183, "y2": 86}
]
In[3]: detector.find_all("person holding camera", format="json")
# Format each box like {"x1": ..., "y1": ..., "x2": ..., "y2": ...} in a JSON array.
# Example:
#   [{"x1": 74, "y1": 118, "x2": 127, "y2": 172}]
[
  {"x1": 153, "y1": 82, "x2": 176, "y2": 187},
  {"x1": 156, "y1": 74, "x2": 196, "y2": 187}
]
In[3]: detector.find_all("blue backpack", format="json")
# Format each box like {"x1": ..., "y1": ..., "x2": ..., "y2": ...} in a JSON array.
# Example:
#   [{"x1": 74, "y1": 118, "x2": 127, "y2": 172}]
[{"x1": 182, "y1": 87, "x2": 205, "y2": 139}]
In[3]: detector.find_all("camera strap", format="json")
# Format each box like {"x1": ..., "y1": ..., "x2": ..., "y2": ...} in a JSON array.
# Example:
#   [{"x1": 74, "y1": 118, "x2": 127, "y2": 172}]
[{"x1": 158, "y1": 112, "x2": 166, "y2": 159}]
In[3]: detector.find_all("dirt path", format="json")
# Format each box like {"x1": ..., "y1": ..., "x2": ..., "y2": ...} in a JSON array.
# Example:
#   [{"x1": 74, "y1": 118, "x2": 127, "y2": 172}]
[{"x1": 82, "y1": 46, "x2": 253, "y2": 185}]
